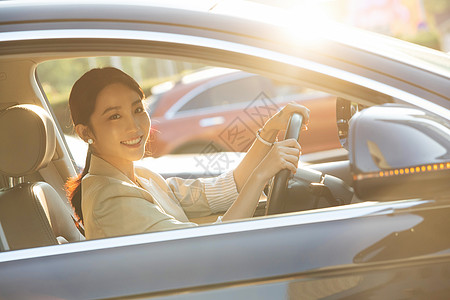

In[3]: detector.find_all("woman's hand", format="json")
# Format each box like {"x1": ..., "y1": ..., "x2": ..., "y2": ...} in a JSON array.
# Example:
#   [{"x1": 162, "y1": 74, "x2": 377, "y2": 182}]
[
  {"x1": 255, "y1": 138, "x2": 301, "y2": 183},
  {"x1": 223, "y1": 138, "x2": 301, "y2": 221},
  {"x1": 260, "y1": 102, "x2": 310, "y2": 142},
  {"x1": 225, "y1": 105, "x2": 306, "y2": 221},
  {"x1": 233, "y1": 103, "x2": 308, "y2": 194}
]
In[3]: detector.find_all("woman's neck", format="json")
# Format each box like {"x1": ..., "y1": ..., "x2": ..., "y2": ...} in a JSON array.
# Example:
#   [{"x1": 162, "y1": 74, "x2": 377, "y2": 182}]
[{"x1": 94, "y1": 153, "x2": 136, "y2": 183}]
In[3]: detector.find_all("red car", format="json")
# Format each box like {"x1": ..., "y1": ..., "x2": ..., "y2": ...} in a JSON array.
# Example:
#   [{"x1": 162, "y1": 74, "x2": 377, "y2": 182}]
[{"x1": 146, "y1": 67, "x2": 341, "y2": 158}]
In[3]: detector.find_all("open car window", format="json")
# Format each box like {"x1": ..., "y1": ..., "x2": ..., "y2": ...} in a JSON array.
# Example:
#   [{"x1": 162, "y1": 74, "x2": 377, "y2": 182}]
[
  {"x1": 35, "y1": 55, "x2": 350, "y2": 231},
  {"x1": 25, "y1": 53, "x2": 450, "y2": 246},
  {"x1": 37, "y1": 56, "x2": 343, "y2": 169}
]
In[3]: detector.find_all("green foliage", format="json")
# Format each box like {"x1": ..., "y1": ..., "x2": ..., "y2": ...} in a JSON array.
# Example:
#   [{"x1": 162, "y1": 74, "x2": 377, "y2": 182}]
[
  {"x1": 37, "y1": 56, "x2": 206, "y2": 105},
  {"x1": 37, "y1": 57, "x2": 92, "y2": 104},
  {"x1": 36, "y1": 56, "x2": 206, "y2": 134},
  {"x1": 423, "y1": 0, "x2": 450, "y2": 14},
  {"x1": 397, "y1": 30, "x2": 442, "y2": 50}
]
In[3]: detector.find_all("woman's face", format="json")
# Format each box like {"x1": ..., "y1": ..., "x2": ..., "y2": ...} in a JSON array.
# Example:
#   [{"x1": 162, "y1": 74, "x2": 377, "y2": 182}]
[{"x1": 88, "y1": 82, "x2": 150, "y2": 166}]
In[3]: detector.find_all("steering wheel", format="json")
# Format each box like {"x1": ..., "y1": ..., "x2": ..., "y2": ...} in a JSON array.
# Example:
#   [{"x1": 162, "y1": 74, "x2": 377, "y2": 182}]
[{"x1": 265, "y1": 113, "x2": 303, "y2": 215}]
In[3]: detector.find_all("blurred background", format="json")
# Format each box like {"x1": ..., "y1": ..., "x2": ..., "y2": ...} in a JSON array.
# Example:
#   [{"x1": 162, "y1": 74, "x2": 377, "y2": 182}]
[{"x1": 253, "y1": 0, "x2": 450, "y2": 51}]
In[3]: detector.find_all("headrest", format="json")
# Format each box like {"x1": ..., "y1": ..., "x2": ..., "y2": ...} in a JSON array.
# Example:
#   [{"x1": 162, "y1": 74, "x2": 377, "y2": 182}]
[{"x1": 0, "y1": 104, "x2": 56, "y2": 177}]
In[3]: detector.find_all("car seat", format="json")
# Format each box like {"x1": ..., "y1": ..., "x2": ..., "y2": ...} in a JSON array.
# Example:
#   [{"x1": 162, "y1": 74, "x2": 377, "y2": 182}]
[{"x1": 0, "y1": 104, "x2": 84, "y2": 251}]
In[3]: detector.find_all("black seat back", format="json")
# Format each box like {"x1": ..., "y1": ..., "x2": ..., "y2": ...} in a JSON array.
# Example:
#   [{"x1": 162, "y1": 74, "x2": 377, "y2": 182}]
[
  {"x1": 0, "y1": 104, "x2": 83, "y2": 251},
  {"x1": 0, "y1": 183, "x2": 57, "y2": 250}
]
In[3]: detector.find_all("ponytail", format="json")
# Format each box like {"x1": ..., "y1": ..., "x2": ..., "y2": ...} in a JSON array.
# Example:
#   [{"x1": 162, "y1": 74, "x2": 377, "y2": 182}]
[{"x1": 65, "y1": 146, "x2": 92, "y2": 225}]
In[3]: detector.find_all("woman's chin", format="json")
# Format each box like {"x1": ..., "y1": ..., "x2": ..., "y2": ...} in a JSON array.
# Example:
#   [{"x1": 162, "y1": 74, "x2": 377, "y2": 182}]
[{"x1": 129, "y1": 149, "x2": 147, "y2": 162}]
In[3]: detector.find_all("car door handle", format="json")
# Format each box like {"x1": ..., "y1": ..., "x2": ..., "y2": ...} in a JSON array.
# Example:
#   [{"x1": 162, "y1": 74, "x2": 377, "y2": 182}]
[{"x1": 199, "y1": 116, "x2": 225, "y2": 127}]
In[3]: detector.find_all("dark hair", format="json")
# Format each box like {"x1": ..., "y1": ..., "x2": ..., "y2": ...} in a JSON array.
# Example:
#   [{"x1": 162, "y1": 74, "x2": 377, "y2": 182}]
[{"x1": 65, "y1": 67, "x2": 144, "y2": 225}]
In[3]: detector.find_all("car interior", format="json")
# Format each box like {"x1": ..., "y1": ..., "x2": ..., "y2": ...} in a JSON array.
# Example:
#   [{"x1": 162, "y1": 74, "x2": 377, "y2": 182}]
[
  {"x1": 0, "y1": 105, "x2": 84, "y2": 251},
  {"x1": 1, "y1": 52, "x2": 433, "y2": 252}
]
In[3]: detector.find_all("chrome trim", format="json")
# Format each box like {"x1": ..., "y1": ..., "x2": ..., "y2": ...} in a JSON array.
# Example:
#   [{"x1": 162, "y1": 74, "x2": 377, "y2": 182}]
[
  {"x1": 6, "y1": 177, "x2": 23, "y2": 188},
  {"x1": 0, "y1": 199, "x2": 426, "y2": 263},
  {"x1": 0, "y1": 221, "x2": 9, "y2": 252},
  {"x1": 199, "y1": 116, "x2": 225, "y2": 127},
  {"x1": 1, "y1": 29, "x2": 447, "y2": 118},
  {"x1": 300, "y1": 148, "x2": 349, "y2": 163},
  {"x1": 7, "y1": 177, "x2": 14, "y2": 188}
]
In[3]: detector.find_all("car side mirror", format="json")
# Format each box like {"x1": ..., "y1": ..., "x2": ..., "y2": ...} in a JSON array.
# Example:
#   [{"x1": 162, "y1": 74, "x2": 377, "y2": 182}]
[{"x1": 348, "y1": 104, "x2": 450, "y2": 201}]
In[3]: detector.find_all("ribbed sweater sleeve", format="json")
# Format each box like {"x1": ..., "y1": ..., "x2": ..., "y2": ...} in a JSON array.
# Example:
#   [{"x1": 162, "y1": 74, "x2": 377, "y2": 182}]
[{"x1": 200, "y1": 170, "x2": 239, "y2": 213}]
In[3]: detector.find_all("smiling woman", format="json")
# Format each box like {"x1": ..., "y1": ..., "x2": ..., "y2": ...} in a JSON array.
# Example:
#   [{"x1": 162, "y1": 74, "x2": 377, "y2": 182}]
[
  {"x1": 65, "y1": 67, "x2": 309, "y2": 239},
  {"x1": 66, "y1": 67, "x2": 147, "y2": 226}
]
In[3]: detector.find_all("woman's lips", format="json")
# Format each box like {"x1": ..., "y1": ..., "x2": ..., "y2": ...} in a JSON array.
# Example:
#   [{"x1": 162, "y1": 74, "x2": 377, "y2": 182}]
[{"x1": 121, "y1": 136, "x2": 143, "y2": 147}]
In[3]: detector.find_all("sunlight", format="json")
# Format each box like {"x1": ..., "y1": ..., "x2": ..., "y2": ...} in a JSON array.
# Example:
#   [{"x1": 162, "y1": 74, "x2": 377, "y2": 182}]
[
  {"x1": 286, "y1": 1, "x2": 335, "y2": 38},
  {"x1": 212, "y1": 0, "x2": 337, "y2": 45}
]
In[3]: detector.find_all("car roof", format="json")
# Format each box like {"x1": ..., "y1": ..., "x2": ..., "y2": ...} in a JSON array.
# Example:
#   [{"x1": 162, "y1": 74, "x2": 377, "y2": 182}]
[
  {"x1": 1, "y1": 0, "x2": 448, "y2": 78},
  {"x1": 1, "y1": 0, "x2": 449, "y2": 115},
  {"x1": 211, "y1": 1, "x2": 450, "y2": 79}
]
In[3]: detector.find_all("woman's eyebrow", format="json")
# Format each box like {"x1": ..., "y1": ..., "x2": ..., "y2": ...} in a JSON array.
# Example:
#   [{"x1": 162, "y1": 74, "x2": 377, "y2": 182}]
[
  {"x1": 102, "y1": 106, "x2": 121, "y2": 115},
  {"x1": 102, "y1": 100, "x2": 141, "y2": 115}
]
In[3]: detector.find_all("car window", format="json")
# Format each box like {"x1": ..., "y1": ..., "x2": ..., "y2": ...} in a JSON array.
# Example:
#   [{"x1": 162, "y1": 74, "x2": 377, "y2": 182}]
[
  {"x1": 37, "y1": 56, "x2": 342, "y2": 164},
  {"x1": 271, "y1": 80, "x2": 319, "y2": 100},
  {"x1": 177, "y1": 76, "x2": 322, "y2": 115},
  {"x1": 35, "y1": 55, "x2": 347, "y2": 237},
  {"x1": 178, "y1": 75, "x2": 274, "y2": 112},
  {"x1": 26, "y1": 54, "x2": 444, "y2": 250}
]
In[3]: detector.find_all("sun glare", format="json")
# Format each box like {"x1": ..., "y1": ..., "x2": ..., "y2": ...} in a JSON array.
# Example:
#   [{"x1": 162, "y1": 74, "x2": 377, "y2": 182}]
[
  {"x1": 212, "y1": 0, "x2": 336, "y2": 45},
  {"x1": 287, "y1": 2, "x2": 334, "y2": 36}
]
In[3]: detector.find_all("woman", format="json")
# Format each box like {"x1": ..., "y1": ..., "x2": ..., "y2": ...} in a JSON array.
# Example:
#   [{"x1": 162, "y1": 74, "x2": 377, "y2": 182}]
[{"x1": 66, "y1": 67, "x2": 309, "y2": 239}]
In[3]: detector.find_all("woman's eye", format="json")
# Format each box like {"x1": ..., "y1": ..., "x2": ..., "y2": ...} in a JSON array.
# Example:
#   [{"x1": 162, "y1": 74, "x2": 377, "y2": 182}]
[
  {"x1": 135, "y1": 107, "x2": 144, "y2": 113},
  {"x1": 109, "y1": 114, "x2": 120, "y2": 120}
]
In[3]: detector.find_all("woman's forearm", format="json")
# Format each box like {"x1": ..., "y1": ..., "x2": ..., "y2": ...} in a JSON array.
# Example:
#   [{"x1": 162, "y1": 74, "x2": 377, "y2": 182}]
[
  {"x1": 221, "y1": 170, "x2": 267, "y2": 221},
  {"x1": 233, "y1": 128, "x2": 277, "y2": 192},
  {"x1": 223, "y1": 137, "x2": 302, "y2": 221}
]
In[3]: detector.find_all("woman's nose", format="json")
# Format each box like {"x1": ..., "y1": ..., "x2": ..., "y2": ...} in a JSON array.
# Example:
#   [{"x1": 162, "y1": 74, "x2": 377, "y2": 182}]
[{"x1": 125, "y1": 115, "x2": 140, "y2": 132}]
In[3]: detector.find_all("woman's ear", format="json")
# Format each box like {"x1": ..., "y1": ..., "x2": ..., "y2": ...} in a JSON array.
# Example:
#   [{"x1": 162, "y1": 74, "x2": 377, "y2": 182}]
[{"x1": 75, "y1": 124, "x2": 93, "y2": 143}]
